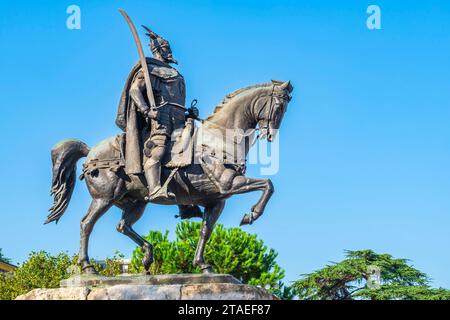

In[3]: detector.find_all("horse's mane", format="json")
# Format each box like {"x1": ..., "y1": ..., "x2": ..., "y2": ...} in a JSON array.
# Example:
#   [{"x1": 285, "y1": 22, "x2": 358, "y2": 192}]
[{"x1": 206, "y1": 83, "x2": 272, "y2": 121}]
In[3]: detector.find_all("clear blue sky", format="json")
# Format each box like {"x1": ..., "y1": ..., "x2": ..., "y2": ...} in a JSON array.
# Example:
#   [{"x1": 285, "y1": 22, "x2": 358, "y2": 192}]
[{"x1": 1, "y1": 0, "x2": 449, "y2": 288}]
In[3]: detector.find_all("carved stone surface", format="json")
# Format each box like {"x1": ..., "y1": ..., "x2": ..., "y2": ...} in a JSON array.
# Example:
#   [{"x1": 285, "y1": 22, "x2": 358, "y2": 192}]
[
  {"x1": 180, "y1": 283, "x2": 273, "y2": 300},
  {"x1": 16, "y1": 287, "x2": 90, "y2": 300},
  {"x1": 87, "y1": 284, "x2": 182, "y2": 300},
  {"x1": 60, "y1": 273, "x2": 241, "y2": 288},
  {"x1": 16, "y1": 274, "x2": 276, "y2": 300}
]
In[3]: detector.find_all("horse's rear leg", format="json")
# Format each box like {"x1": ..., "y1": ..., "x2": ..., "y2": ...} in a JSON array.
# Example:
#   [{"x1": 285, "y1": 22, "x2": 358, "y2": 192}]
[
  {"x1": 116, "y1": 201, "x2": 153, "y2": 274},
  {"x1": 78, "y1": 198, "x2": 112, "y2": 273},
  {"x1": 193, "y1": 200, "x2": 225, "y2": 273}
]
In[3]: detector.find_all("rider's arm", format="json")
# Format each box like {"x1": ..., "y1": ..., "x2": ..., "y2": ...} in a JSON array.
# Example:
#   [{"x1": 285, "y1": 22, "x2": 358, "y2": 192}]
[{"x1": 130, "y1": 76, "x2": 150, "y2": 114}]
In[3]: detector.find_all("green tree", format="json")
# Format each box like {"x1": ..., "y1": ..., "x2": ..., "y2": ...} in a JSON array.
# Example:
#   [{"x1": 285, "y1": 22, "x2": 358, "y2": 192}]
[
  {"x1": 0, "y1": 251, "x2": 123, "y2": 300},
  {"x1": 0, "y1": 248, "x2": 11, "y2": 264},
  {"x1": 292, "y1": 249, "x2": 450, "y2": 300},
  {"x1": 132, "y1": 221, "x2": 293, "y2": 299},
  {"x1": 0, "y1": 251, "x2": 76, "y2": 300},
  {"x1": 91, "y1": 251, "x2": 125, "y2": 277}
]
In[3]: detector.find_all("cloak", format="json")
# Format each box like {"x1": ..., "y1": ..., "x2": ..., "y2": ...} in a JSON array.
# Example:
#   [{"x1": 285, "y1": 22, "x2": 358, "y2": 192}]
[{"x1": 116, "y1": 57, "x2": 179, "y2": 175}]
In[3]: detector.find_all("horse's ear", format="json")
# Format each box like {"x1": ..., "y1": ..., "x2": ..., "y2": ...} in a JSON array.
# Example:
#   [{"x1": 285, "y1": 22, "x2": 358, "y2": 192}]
[
  {"x1": 271, "y1": 79, "x2": 283, "y2": 85},
  {"x1": 279, "y1": 80, "x2": 293, "y2": 93}
]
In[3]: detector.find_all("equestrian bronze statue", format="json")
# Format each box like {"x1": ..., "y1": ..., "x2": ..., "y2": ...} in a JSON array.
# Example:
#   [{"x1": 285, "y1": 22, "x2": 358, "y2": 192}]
[{"x1": 46, "y1": 10, "x2": 293, "y2": 275}]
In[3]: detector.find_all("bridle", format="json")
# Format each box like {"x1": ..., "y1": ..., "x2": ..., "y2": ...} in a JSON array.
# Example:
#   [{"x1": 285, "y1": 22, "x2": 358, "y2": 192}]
[
  {"x1": 257, "y1": 84, "x2": 289, "y2": 141},
  {"x1": 195, "y1": 84, "x2": 289, "y2": 145}
]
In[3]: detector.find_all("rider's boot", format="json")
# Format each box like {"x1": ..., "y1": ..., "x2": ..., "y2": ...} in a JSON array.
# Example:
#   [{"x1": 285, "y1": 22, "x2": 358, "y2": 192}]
[{"x1": 144, "y1": 162, "x2": 175, "y2": 202}]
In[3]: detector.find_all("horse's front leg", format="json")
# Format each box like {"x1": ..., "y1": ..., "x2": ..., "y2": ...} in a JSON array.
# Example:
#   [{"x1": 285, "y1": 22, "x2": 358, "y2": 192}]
[
  {"x1": 193, "y1": 200, "x2": 225, "y2": 273},
  {"x1": 227, "y1": 176, "x2": 274, "y2": 226}
]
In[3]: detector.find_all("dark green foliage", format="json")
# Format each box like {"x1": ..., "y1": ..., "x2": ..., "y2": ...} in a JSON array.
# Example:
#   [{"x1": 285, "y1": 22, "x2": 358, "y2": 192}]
[
  {"x1": 131, "y1": 221, "x2": 293, "y2": 299},
  {"x1": 357, "y1": 284, "x2": 450, "y2": 300},
  {"x1": 91, "y1": 251, "x2": 125, "y2": 277},
  {"x1": 0, "y1": 251, "x2": 124, "y2": 300},
  {"x1": 292, "y1": 250, "x2": 450, "y2": 300},
  {"x1": 0, "y1": 251, "x2": 76, "y2": 300},
  {"x1": 0, "y1": 248, "x2": 10, "y2": 264}
]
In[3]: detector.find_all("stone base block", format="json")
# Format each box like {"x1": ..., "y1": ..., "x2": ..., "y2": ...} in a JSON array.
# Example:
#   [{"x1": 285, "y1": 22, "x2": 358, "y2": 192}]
[{"x1": 15, "y1": 274, "x2": 276, "y2": 300}]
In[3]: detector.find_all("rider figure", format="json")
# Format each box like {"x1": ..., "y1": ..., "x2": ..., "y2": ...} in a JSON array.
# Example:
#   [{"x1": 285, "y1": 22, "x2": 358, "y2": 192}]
[{"x1": 118, "y1": 26, "x2": 198, "y2": 202}]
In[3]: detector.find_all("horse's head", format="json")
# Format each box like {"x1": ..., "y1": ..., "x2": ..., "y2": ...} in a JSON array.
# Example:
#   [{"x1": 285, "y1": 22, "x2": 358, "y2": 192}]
[
  {"x1": 257, "y1": 80, "x2": 293, "y2": 142},
  {"x1": 204, "y1": 80, "x2": 293, "y2": 143}
]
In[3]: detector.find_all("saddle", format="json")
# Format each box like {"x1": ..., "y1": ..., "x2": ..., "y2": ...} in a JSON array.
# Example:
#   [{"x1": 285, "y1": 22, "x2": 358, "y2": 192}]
[
  {"x1": 162, "y1": 118, "x2": 195, "y2": 169},
  {"x1": 81, "y1": 120, "x2": 244, "y2": 196}
]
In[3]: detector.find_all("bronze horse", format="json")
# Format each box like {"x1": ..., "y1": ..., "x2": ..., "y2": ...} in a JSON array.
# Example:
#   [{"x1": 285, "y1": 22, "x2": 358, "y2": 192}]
[{"x1": 46, "y1": 81, "x2": 293, "y2": 274}]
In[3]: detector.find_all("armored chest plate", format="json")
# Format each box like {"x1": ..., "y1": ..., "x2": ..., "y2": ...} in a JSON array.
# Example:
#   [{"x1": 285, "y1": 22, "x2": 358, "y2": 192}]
[{"x1": 150, "y1": 65, "x2": 180, "y2": 79}]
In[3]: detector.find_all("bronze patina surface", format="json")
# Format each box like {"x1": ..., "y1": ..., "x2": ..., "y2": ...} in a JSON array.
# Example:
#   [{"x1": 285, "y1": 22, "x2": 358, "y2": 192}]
[{"x1": 46, "y1": 10, "x2": 293, "y2": 275}]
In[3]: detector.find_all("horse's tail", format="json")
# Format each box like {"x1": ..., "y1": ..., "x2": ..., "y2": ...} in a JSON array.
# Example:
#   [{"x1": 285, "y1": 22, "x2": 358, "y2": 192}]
[{"x1": 45, "y1": 139, "x2": 90, "y2": 224}]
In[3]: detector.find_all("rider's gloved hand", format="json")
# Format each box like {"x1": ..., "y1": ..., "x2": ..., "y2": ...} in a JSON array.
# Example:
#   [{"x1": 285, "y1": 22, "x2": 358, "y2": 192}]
[{"x1": 145, "y1": 107, "x2": 159, "y2": 120}]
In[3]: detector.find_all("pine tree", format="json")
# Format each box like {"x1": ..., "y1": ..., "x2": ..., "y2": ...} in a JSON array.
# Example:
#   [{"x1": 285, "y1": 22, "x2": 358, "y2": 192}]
[
  {"x1": 131, "y1": 221, "x2": 293, "y2": 299},
  {"x1": 0, "y1": 249, "x2": 10, "y2": 264},
  {"x1": 292, "y1": 250, "x2": 450, "y2": 300}
]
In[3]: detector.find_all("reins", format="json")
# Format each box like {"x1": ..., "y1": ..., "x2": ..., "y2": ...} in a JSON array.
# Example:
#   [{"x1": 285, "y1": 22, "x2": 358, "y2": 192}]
[{"x1": 194, "y1": 84, "x2": 281, "y2": 146}]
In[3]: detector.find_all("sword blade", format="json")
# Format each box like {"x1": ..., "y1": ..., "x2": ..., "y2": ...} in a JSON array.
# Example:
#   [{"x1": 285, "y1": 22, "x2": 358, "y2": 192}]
[{"x1": 119, "y1": 9, "x2": 156, "y2": 109}]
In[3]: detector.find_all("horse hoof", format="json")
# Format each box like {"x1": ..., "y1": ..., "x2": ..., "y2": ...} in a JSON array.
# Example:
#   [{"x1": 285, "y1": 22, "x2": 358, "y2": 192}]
[
  {"x1": 239, "y1": 213, "x2": 253, "y2": 226},
  {"x1": 201, "y1": 265, "x2": 214, "y2": 274},
  {"x1": 82, "y1": 265, "x2": 98, "y2": 275}
]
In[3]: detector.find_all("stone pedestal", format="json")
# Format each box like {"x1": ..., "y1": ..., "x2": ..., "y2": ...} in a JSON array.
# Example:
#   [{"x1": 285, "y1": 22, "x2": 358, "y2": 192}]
[{"x1": 16, "y1": 274, "x2": 276, "y2": 300}]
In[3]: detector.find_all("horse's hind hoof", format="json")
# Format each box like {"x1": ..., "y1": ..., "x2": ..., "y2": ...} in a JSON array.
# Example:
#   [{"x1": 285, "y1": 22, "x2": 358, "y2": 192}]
[
  {"x1": 82, "y1": 265, "x2": 98, "y2": 275},
  {"x1": 201, "y1": 265, "x2": 214, "y2": 274}
]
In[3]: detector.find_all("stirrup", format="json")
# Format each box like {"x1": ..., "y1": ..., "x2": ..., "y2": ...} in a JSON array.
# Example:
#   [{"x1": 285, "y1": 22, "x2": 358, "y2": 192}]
[{"x1": 146, "y1": 186, "x2": 175, "y2": 202}]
